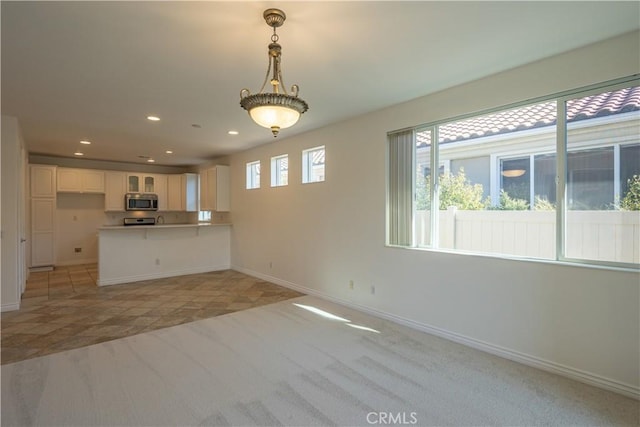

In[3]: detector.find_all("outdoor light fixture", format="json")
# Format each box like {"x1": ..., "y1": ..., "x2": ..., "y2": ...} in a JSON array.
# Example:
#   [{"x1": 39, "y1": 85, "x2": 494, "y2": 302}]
[
  {"x1": 240, "y1": 8, "x2": 308, "y2": 137},
  {"x1": 501, "y1": 169, "x2": 526, "y2": 178}
]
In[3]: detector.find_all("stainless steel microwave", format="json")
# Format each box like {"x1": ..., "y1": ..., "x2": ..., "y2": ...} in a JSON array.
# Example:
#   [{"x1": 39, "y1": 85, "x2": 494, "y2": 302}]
[{"x1": 125, "y1": 193, "x2": 158, "y2": 211}]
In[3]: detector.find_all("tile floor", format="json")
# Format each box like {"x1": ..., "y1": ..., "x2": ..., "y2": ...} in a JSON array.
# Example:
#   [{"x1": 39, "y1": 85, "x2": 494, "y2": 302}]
[{"x1": 1, "y1": 264, "x2": 304, "y2": 365}]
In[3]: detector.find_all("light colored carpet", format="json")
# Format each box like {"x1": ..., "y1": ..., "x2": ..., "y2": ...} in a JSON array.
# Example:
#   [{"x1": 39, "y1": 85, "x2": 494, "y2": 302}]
[{"x1": 1, "y1": 295, "x2": 638, "y2": 426}]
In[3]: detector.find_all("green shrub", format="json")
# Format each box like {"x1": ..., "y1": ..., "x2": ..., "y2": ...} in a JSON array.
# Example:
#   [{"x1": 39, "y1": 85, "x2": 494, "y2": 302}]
[
  {"x1": 493, "y1": 190, "x2": 529, "y2": 210},
  {"x1": 417, "y1": 169, "x2": 488, "y2": 210},
  {"x1": 534, "y1": 196, "x2": 555, "y2": 211},
  {"x1": 621, "y1": 175, "x2": 640, "y2": 211}
]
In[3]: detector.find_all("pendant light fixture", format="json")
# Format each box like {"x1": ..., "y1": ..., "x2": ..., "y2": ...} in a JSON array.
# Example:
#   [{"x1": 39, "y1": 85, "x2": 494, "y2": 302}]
[{"x1": 240, "y1": 8, "x2": 308, "y2": 137}]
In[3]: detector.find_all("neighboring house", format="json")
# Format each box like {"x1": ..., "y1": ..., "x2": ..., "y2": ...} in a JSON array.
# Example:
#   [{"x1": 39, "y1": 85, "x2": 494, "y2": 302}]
[{"x1": 416, "y1": 86, "x2": 640, "y2": 209}]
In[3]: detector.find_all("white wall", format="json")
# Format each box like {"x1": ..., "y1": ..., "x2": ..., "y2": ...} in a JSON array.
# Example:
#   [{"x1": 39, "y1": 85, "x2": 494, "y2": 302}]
[
  {"x1": 55, "y1": 192, "x2": 193, "y2": 266},
  {"x1": 229, "y1": 31, "x2": 640, "y2": 398},
  {"x1": 1, "y1": 116, "x2": 26, "y2": 311}
]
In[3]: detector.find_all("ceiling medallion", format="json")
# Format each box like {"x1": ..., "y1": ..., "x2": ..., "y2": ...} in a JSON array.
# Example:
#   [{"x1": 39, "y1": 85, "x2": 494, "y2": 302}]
[{"x1": 240, "y1": 8, "x2": 309, "y2": 137}]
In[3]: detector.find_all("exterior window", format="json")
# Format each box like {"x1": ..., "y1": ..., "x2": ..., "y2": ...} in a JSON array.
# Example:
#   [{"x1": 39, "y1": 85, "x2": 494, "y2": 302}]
[
  {"x1": 246, "y1": 160, "x2": 260, "y2": 189},
  {"x1": 564, "y1": 87, "x2": 639, "y2": 264},
  {"x1": 271, "y1": 154, "x2": 288, "y2": 187},
  {"x1": 389, "y1": 79, "x2": 639, "y2": 268},
  {"x1": 302, "y1": 146, "x2": 325, "y2": 183},
  {"x1": 198, "y1": 211, "x2": 212, "y2": 222}
]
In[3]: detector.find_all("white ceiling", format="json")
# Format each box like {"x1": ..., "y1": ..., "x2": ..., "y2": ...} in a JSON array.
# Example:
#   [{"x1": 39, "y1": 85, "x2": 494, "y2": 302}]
[{"x1": 2, "y1": 1, "x2": 639, "y2": 166}]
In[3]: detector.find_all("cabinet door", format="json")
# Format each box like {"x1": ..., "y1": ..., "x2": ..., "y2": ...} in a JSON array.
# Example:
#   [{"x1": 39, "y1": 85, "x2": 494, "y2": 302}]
[
  {"x1": 105, "y1": 172, "x2": 127, "y2": 211},
  {"x1": 154, "y1": 174, "x2": 168, "y2": 211},
  {"x1": 199, "y1": 170, "x2": 211, "y2": 211},
  {"x1": 30, "y1": 165, "x2": 57, "y2": 197},
  {"x1": 215, "y1": 165, "x2": 230, "y2": 212},
  {"x1": 167, "y1": 174, "x2": 183, "y2": 211},
  {"x1": 127, "y1": 174, "x2": 140, "y2": 192},
  {"x1": 31, "y1": 198, "x2": 55, "y2": 266},
  {"x1": 143, "y1": 176, "x2": 155, "y2": 193},
  {"x1": 57, "y1": 168, "x2": 82, "y2": 192},
  {"x1": 82, "y1": 170, "x2": 105, "y2": 193}
]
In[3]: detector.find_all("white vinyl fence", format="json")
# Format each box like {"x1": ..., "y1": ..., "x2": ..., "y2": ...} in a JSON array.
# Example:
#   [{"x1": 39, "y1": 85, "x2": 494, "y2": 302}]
[{"x1": 416, "y1": 207, "x2": 639, "y2": 264}]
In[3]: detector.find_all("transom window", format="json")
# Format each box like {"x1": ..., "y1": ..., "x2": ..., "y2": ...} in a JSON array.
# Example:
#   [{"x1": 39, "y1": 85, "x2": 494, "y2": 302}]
[
  {"x1": 302, "y1": 146, "x2": 325, "y2": 183},
  {"x1": 271, "y1": 154, "x2": 288, "y2": 187},
  {"x1": 246, "y1": 160, "x2": 261, "y2": 189}
]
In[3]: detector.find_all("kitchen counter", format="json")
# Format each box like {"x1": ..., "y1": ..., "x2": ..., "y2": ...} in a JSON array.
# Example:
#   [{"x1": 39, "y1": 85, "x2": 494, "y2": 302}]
[
  {"x1": 99, "y1": 222, "x2": 231, "y2": 230},
  {"x1": 98, "y1": 223, "x2": 230, "y2": 286}
]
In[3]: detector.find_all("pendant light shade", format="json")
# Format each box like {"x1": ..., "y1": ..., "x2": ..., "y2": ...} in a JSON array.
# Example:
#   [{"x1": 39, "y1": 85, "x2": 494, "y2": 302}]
[{"x1": 240, "y1": 9, "x2": 308, "y2": 137}]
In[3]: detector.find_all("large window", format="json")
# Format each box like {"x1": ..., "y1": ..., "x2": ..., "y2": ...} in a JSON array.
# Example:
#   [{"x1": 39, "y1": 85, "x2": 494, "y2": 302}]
[{"x1": 388, "y1": 79, "x2": 639, "y2": 268}]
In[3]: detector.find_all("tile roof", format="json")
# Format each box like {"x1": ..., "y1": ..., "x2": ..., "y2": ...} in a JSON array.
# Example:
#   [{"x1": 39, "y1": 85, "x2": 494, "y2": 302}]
[{"x1": 417, "y1": 86, "x2": 639, "y2": 146}]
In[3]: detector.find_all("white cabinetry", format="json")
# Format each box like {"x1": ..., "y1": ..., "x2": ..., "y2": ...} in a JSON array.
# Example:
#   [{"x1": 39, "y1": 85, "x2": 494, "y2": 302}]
[
  {"x1": 30, "y1": 165, "x2": 56, "y2": 267},
  {"x1": 199, "y1": 165, "x2": 230, "y2": 212},
  {"x1": 30, "y1": 164, "x2": 56, "y2": 198},
  {"x1": 105, "y1": 171, "x2": 127, "y2": 211},
  {"x1": 167, "y1": 173, "x2": 198, "y2": 212},
  {"x1": 57, "y1": 168, "x2": 105, "y2": 193},
  {"x1": 127, "y1": 174, "x2": 156, "y2": 193},
  {"x1": 154, "y1": 174, "x2": 168, "y2": 211}
]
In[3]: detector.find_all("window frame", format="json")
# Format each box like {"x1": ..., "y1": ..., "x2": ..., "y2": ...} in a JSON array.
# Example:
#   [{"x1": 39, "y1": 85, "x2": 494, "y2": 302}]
[
  {"x1": 302, "y1": 145, "x2": 326, "y2": 184},
  {"x1": 387, "y1": 75, "x2": 640, "y2": 271},
  {"x1": 270, "y1": 154, "x2": 289, "y2": 187},
  {"x1": 246, "y1": 160, "x2": 261, "y2": 190}
]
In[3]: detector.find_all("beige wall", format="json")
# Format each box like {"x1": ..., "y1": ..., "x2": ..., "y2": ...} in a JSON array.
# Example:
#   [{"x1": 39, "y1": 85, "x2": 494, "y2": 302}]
[{"x1": 229, "y1": 31, "x2": 640, "y2": 397}]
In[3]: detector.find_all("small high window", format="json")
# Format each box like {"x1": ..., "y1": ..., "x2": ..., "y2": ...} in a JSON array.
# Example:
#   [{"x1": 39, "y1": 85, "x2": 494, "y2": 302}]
[
  {"x1": 271, "y1": 154, "x2": 288, "y2": 187},
  {"x1": 246, "y1": 160, "x2": 261, "y2": 189},
  {"x1": 302, "y1": 146, "x2": 325, "y2": 183}
]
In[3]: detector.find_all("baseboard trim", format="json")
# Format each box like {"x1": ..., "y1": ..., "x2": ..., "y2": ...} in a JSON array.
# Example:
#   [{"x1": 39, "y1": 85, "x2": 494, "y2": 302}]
[
  {"x1": 97, "y1": 264, "x2": 230, "y2": 286},
  {"x1": 56, "y1": 258, "x2": 98, "y2": 267},
  {"x1": 1, "y1": 302, "x2": 20, "y2": 312},
  {"x1": 234, "y1": 265, "x2": 640, "y2": 400}
]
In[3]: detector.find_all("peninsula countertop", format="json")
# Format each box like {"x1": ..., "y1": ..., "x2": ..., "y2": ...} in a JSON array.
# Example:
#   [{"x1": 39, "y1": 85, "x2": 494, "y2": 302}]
[{"x1": 98, "y1": 223, "x2": 231, "y2": 230}]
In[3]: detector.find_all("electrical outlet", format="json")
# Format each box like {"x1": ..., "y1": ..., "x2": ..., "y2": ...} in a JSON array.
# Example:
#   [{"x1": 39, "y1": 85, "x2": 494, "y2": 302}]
[
  {"x1": 155, "y1": 258, "x2": 160, "y2": 265},
  {"x1": 269, "y1": 262, "x2": 273, "y2": 269},
  {"x1": 349, "y1": 280, "x2": 354, "y2": 290},
  {"x1": 370, "y1": 285, "x2": 376, "y2": 295}
]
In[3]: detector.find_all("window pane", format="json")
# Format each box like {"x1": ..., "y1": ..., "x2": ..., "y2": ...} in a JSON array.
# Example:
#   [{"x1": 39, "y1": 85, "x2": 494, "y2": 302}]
[
  {"x1": 246, "y1": 161, "x2": 260, "y2": 189},
  {"x1": 500, "y1": 157, "x2": 530, "y2": 208},
  {"x1": 415, "y1": 129, "x2": 431, "y2": 247},
  {"x1": 534, "y1": 154, "x2": 556, "y2": 209},
  {"x1": 302, "y1": 146, "x2": 325, "y2": 183},
  {"x1": 432, "y1": 101, "x2": 557, "y2": 258},
  {"x1": 565, "y1": 86, "x2": 639, "y2": 264},
  {"x1": 271, "y1": 155, "x2": 288, "y2": 187},
  {"x1": 620, "y1": 143, "x2": 640, "y2": 201}
]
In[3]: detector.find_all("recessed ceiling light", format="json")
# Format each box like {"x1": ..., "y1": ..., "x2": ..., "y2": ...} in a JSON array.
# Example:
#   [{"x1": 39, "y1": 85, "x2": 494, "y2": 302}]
[
  {"x1": 228, "y1": 130, "x2": 239, "y2": 135},
  {"x1": 80, "y1": 140, "x2": 91, "y2": 145},
  {"x1": 74, "y1": 152, "x2": 84, "y2": 156},
  {"x1": 147, "y1": 159, "x2": 155, "y2": 163},
  {"x1": 147, "y1": 116, "x2": 160, "y2": 121},
  {"x1": 165, "y1": 150, "x2": 173, "y2": 154}
]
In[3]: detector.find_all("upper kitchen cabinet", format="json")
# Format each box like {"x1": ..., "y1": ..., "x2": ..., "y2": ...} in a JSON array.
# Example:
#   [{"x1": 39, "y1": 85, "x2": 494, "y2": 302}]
[
  {"x1": 127, "y1": 174, "x2": 156, "y2": 193},
  {"x1": 200, "y1": 165, "x2": 230, "y2": 212},
  {"x1": 57, "y1": 168, "x2": 105, "y2": 193},
  {"x1": 104, "y1": 171, "x2": 127, "y2": 211},
  {"x1": 154, "y1": 174, "x2": 168, "y2": 211},
  {"x1": 30, "y1": 164, "x2": 57, "y2": 198},
  {"x1": 167, "y1": 173, "x2": 198, "y2": 212}
]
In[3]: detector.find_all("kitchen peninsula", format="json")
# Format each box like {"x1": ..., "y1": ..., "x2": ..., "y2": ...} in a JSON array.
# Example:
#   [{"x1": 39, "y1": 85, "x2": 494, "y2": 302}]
[{"x1": 98, "y1": 223, "x2": 230, "y2": 286}]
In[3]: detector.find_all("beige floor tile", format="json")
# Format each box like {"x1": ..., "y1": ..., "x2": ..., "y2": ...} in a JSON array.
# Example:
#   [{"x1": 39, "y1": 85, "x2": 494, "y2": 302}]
[{"x1": 3, "y1": 264, "x2": 304, "y2": 365}]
